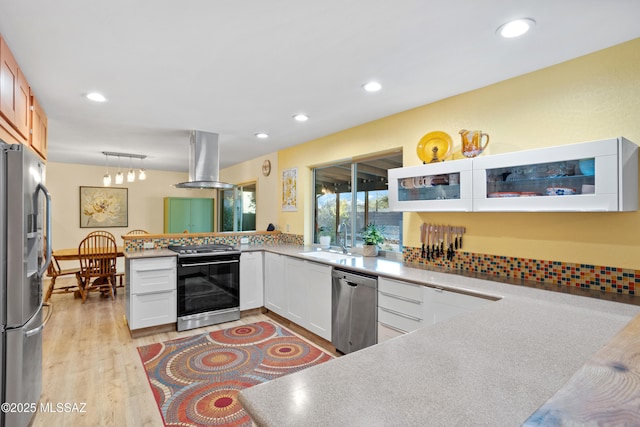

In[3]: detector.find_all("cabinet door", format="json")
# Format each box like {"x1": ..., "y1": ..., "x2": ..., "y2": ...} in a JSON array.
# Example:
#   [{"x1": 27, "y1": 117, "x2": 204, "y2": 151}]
[
  {"x1": 164, "y1": 198, "x2": 191, "y2": 233},
  {"x1": 284, "y1": 257, "x2": 306, "y2": 325},
  {"x1": 263, "y1": 252, "x2": 285, "y2": 316},
  {"x1": 472, "y1": 137, "x2": 638, "y2": 212},
  {"x1": 189, "y1": 198, "x2": 214, "y2": 232},
  {"x1": 303, "y1": 261, "x2": 332, "y2": 341},
  {"x1": 15, "y1": 68, "x2": 29, "y2": 139},
  {"x1": 131, "y1": 290, "x2": 177, "y2": 329},
  {"x1": 30, "y1": 94, "x2": 47, "y2": 158},
  {"x1": 0, "y1": 37, "x2": 18, "y2": 125},
  {"x1": 388, "y1": 159, "x2": 473, "y2": 212},
  {"x1": 240, "y1": 252, "x2": 264, "y2": 310}
]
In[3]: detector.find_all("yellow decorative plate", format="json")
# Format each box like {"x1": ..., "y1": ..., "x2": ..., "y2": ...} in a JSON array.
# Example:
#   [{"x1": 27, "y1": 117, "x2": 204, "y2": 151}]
[{"x1": 417, "y1": 131, "x2": 452, "y2": 163}]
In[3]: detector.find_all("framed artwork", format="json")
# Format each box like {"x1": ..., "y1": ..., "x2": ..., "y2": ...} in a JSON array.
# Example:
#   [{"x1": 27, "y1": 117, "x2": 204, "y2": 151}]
[
  {"x1": 282, "y1": 168, "x2": 298, "y2": 211},
  {"x1": 79, "y1": 186, "x2": 128, "y2": 228}
]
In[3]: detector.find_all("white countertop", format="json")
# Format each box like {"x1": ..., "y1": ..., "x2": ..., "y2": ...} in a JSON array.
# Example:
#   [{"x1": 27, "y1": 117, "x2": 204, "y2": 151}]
[{"x1": 231, "y1": 245, "x2": 640, "y2": 426}]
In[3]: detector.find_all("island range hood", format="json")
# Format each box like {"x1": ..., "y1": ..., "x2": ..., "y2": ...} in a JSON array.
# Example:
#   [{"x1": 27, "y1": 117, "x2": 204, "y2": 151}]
[{"x1": 175, "y1": 131, "x2": 234, "y2": 189}]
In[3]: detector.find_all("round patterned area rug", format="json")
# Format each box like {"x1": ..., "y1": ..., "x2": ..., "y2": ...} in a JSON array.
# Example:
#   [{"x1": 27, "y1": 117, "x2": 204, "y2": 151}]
[{"x1": 138, "y1": 321, "x2": 333, "y2": 427}]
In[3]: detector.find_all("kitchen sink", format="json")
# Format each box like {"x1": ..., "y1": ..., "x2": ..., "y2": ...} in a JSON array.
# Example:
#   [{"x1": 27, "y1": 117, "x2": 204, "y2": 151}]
[{"x1": 299, "y1": 250, "x2": 361, "y2": 262}]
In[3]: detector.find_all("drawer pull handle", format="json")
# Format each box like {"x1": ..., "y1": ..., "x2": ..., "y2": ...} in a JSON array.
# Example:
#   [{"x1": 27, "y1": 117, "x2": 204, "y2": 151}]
[
  {"x1": 379, "y1": 291, "x2": 421, "y2": 304},
  {"x1": 379, "y1": 306, "x2": 422, "y2": 322},
  {"x1": 379, "y1": 321, "x2": 407, "y2": 334}
]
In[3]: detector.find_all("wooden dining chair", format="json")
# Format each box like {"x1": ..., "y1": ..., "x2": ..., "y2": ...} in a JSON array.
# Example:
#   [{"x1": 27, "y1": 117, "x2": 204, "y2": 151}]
[
  {"x1": 126, "y1": 229, "x2": 149, "y2": 235},
  {"x1": 44, "y1": 244, "x2": 82, "y2": 302},
  {"x1": 86, "y1": 230, "x2": 116, "y2": 239},
  {"x1": 77, "y1": 233, "x2": 118, "y2": 303}
]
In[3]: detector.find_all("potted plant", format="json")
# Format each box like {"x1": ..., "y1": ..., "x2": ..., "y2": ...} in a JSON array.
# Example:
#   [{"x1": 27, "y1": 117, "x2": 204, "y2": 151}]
[
  {"x1": 361, "y1": 223, "x2": 385, "y2": 257},
  {"x1": 318, "y1": 227, "x2": 331, "y2": 248}
]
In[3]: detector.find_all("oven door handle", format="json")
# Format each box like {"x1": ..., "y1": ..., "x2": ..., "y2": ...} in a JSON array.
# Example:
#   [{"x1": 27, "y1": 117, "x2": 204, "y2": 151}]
[{"x1": 180, "y1": 260, "x2": 240, "y2": 268}]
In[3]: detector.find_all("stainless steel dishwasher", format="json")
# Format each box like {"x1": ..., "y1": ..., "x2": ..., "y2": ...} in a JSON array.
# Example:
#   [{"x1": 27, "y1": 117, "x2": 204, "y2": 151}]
[{"x1": 331, "y1": 268, "x2": 378, "y2": 354}]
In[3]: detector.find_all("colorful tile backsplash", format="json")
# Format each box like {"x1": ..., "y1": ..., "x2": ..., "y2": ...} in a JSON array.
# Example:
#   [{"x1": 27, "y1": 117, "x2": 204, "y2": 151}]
[
  {"x1": 403, "y1": 246, "x2": 637, "y2": 296},
  {"x1": 124, "y1": 232, "x2": 304, "y2": 252}
]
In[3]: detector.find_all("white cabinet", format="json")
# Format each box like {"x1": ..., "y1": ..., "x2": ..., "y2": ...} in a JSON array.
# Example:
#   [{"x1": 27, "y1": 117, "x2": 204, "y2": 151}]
[
  {"x1": 265, "y1": 254, "x2": 332, "y2": 341},
  {"x1": 389, "y1": 137, "x2": 638, "y2": 212},
  {"x1": 423, "y1": 287, "x2": 493, "y2": 325},
  {"x1": 300, "y1": 260, "x2": 332, "y2": 340},
  {"x1": 240, "y1": 251, "x2": 263, "y2": 311},
  {"x1": 284, "y1": 257, "x2": 307, "y2": 324},
  {"x1": 377, "y1": 277, "x2": 423, "y2": 342},
  {"x1": 388, "y1": 158, "x2": 473, "y2": 212},
  {"x1": 264, "y1": 252, "x2": 286, "y2": 316},
  {"x1": 285, "y1": 257, "x2": 332, "y2": 341},
  {"x1": 377, "y1": 277, "x2": 494, "y2": 342},
  {"x1": 126, "y1": 256, "x2": 177, "y2": 330},
  {"x1": 473, "y1": 137, "x2": 638, "y2": 212}
]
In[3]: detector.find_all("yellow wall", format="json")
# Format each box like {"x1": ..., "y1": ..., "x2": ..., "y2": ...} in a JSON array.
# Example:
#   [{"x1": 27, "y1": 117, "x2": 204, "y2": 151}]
[
  {"x1": 219, "y1": 152, "x2": 279, "y2": 232},
  {"x1": 275, "y1": 38, "x2": 640, "y2": 269}
]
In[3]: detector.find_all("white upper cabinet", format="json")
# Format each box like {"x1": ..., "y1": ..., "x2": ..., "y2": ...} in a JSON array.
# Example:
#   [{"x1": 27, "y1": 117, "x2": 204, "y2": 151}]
[
  {"x1": 388, "y1": 158, "x2": 473, "y2": 212},
  {"x1": 473, "y1": 137, "x2": 637, "y2": 212},
  {"x1": 389, "y1": 137, "x2": 637, "y2": 212}
]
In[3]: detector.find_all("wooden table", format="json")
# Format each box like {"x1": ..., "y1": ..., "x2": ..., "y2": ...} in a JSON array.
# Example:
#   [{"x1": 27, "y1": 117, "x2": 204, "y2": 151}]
[
  {"x1": 52, "y1": 247, "x2": 125, "y2": 261},
  {"x1": 52, "y1": 247, "x2": 126, "y2": 286}
]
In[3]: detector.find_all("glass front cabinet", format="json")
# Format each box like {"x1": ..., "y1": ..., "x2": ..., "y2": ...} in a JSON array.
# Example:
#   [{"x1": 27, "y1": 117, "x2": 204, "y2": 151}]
[
  {"x1": 389, "y1": 137, "x2": 638, "y2": 212},
  {"x1": 473, "y1": 137, "x2": 637, "y2": 212},
  {"x1": 388, "y1": 158, "x2": 473, "y2": 211}
]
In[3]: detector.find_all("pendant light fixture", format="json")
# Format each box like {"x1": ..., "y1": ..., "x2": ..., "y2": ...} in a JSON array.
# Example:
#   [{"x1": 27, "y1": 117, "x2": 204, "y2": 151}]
[
  {"x1": 115, "y1": 156, "x2": 124, "y2": 185},
  {"x1": 138, "y1": 157, "x2": 147, "y2": 180},
  {"x1": 127, "y1": 156, "x2": 136, "y2": 182},
  {"x1": 103, "y1": 154, "x2": 112, "y2": 186},
  {"x1": 102, "y1": 151, "x2": 147, "y2": 185}
]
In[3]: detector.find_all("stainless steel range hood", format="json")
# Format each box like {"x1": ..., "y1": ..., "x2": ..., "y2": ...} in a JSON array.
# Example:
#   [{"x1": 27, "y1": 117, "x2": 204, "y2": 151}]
[{"x1": 175, "y1": 131, "x2": 234, "y2": 189}]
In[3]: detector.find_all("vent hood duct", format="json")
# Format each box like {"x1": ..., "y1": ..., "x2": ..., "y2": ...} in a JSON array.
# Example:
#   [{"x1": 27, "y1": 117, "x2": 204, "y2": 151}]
[{"x1": 175, "y1": 131, "x2": 234, "y2": 189}]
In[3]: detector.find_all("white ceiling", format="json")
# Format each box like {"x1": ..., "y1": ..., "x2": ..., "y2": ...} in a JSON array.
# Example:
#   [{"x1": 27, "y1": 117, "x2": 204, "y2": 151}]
[{"x1": 1, "y1": 1, "x2": 639, "y2": 172}]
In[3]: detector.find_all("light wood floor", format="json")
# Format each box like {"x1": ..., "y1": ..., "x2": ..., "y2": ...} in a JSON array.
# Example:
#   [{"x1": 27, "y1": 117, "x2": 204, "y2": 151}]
[{"x1": 31, "y1": 277, "x2": 337, "y2": 427}]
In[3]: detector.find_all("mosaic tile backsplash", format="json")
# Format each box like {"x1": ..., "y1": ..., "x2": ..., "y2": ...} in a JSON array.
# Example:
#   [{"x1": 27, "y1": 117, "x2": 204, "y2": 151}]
[
  {"x1": 124, "y1": 232, "x2": 304, "y2": 252},
  {"x1": 403, "y1": 246, "x2": 637, "y2": 296}
]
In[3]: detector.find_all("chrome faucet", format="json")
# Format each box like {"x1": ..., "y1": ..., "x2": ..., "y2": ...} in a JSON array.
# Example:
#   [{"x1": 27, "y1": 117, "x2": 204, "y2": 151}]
[{"x1": 338, "y1": 222, "x2": 348, "y2": 254}]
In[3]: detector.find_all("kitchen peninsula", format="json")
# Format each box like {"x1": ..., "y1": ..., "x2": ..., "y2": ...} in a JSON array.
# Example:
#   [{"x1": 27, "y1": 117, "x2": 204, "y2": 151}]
[{"x1": 122, "y1": 232, "x2": 640, "y2": 425}]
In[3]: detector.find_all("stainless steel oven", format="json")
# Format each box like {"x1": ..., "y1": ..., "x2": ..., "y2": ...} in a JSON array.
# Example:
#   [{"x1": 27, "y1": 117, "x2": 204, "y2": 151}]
[{"x1": 169, "y1": 244, "x2": 240, "y2": 331}]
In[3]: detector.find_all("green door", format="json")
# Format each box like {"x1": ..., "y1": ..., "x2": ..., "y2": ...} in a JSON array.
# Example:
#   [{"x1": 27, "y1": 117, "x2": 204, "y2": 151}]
[{"x1": 189, "y1": 198, "x2": 214, "y2": 233}]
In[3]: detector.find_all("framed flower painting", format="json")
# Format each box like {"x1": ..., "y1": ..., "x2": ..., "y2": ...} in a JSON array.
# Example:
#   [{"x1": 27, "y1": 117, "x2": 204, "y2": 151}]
[
  {"x1": 79, "y1": 186, "x2": 128, "y2": 228},
  {"x1": 282, "y1": 168, "x2": 297, "y2": 211}
]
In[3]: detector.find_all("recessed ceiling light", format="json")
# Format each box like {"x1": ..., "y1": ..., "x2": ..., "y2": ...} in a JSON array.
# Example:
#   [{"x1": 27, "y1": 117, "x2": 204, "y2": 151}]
[
  {"x1": 255, "y1": 132, "x2": 269, "y2": 139},
  {"x1": 362, "y1": 81, "x2": 382, "y2": 92},
  {"x1": 497, "y1": 18, "x2": 535, "y2": 38},
  {"x1": 86, "y1": 92, "x2": 107, "y2": 102},
  {"x1": 293, "y1": 114, "x2": 309, "y2": 122}
]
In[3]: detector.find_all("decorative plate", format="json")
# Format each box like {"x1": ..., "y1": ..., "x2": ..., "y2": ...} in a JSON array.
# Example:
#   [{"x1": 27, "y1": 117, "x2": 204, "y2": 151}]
[{"x1": 417, "y1": 131, "x2": 452, "y2": 163}]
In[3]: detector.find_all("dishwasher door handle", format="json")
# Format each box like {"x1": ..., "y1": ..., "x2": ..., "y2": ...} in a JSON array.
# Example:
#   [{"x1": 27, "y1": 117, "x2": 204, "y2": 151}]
[{"x1": 345, "y1": 280, "x2": 358, "y2": 288}]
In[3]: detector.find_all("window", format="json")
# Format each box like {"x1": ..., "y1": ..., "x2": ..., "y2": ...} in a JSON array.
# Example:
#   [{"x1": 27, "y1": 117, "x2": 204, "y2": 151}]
[
  {"x1": 313, "y1": 152, "x2": 402, "y2": 252},
  {"x1": 220, "y1": 182, "x2": 256, "y2": 232}
]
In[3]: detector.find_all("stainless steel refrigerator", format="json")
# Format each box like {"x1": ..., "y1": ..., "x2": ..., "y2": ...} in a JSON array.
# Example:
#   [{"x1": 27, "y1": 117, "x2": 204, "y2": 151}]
[{"x1": 0, "y1": 141, "x2": 52, "y2": 427}]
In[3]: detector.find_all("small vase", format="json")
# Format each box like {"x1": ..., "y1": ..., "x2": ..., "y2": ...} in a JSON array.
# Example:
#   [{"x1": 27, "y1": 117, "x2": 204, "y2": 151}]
[
  {"x1": 362, "y1": 245, "x2": 379, "y2": 257},
  {"x1": 319, "y1": 235, "x2": 331, "y2": 249}
]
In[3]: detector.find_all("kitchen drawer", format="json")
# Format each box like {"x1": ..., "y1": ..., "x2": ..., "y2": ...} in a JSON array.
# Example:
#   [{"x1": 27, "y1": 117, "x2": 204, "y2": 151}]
[
  {"x1": 378, "y1": 292, "x2": 423, "y2": 319},
  {"x1": 130, "y1": 257, "x2": 176, "y2": 293},
  {"x1": 130, "y1": 290, "x2": 177, "y2": 329},
  {"x1": 378, "y1": 277, "x2": 422, "y2": 302},
  {"x1": 377, "y1": 322, "x2": 406, "y2": 343},
  {"x1": 378, "y1": 307, "x2": 422, "y2": 333}
]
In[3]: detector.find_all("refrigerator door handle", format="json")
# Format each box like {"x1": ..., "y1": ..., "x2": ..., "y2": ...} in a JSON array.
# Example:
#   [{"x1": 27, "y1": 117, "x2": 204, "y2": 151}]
[
  {"x1": 25, "y1": 302, "x2": 53, "y2": 338},
  {"x1": 36, "y1": 182, "x2": 52, "y2": 278}
]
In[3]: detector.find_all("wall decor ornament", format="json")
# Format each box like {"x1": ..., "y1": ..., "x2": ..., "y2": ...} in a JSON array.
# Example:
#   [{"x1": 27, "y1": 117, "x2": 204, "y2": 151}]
[
  {"x1": 80, "y1": 186, "x2": 128, "y2": 228},
  {"x1": 282, "y1": 168, "x2": 298, "y2": 211}
]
